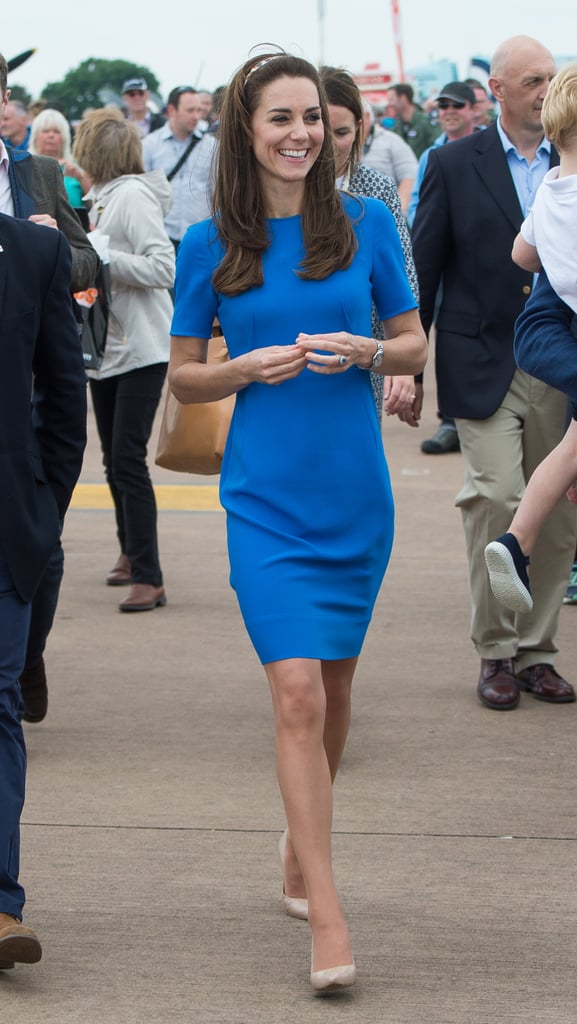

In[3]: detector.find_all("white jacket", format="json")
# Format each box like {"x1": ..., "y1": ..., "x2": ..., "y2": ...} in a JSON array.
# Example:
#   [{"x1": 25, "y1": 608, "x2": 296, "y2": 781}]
[{"x1": 87, "y1": 171, "x2": 175, "y2": 378}]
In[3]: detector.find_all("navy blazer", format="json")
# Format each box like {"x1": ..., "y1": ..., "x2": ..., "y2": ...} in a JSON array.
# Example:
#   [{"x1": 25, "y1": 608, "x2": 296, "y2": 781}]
[
  {"x1": 0, "y1": 214, "x2": 87, "y2": 601},
  {"x1": 411, "y1": 123, "x2": 559, "y2": 420}
]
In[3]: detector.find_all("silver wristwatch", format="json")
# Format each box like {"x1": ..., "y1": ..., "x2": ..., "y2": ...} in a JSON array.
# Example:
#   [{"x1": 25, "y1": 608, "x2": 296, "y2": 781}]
[{"x1": 371, "y1": 340, "x2": 384, "y2": 368}]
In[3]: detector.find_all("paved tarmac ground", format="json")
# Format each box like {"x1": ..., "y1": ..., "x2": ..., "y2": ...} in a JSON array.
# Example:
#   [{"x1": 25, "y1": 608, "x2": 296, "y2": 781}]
[{"x1": 2, "y1": 381, "x2": 577, "y2": 1023}]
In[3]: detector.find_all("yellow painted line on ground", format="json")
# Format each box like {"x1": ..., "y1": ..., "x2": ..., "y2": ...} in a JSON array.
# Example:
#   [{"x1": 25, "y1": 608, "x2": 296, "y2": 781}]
[{"x1": 70, "y1": 483, "x2": 223, "y2": 511}]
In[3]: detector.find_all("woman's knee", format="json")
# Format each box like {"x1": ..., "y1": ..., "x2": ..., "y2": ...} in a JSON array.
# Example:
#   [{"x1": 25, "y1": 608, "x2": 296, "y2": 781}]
[{"x1": 270, "y1": 666, "x2": 326, "y2": 733}]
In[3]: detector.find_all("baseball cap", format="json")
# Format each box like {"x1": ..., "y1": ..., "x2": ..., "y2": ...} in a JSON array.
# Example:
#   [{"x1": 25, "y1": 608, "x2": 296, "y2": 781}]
[
  {"x1": 122, "y1": 77, "x2": 148, "y2": 93},
  {"x1": 437, "y1": 81, "x2": 476, "y2": 106}
]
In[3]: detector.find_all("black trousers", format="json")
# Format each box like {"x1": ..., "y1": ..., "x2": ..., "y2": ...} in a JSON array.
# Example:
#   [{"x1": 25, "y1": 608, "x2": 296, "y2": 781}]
[
  {"x1": 89, "y1": 363, "x2": 167, "y2": 587},
  {"x1": 24, "y1": 534, "x2": 64, "y2": 670}
]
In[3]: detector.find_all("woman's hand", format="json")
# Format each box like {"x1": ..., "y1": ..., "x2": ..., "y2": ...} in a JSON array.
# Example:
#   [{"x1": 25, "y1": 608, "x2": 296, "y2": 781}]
[
  {"x1": 62, "y1": 160, "x2": 80, "y2": 180},
  {"x1": 295, "y1": 331, "x2": 374, "y2": 372},
  {"x1": 244, "y1": 344, "x2": 308, "y2": 386},
  {"x1": 61, "y1": 160, "x2": 92, "y2": 193},
  {"x1": 169, "y1": 337, "x2": 308, "y2": 404},
  {"x1": 384, "y1": 375, "x2": 420, "y2": 424}
]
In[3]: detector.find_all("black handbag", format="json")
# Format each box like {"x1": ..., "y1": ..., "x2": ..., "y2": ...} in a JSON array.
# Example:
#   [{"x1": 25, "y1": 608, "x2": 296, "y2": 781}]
[{"x1": 76, "y1": 262, "x2": 111, "y2": 371}]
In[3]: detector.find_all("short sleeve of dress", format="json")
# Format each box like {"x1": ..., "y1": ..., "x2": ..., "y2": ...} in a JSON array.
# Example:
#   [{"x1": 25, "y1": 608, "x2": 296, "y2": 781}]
[
  {"x1": 171, "y1": 218, "x2": 221, "y2": 338},
  {"x1": 357, "y1": 196, "x2": 417, "y2": 321}
]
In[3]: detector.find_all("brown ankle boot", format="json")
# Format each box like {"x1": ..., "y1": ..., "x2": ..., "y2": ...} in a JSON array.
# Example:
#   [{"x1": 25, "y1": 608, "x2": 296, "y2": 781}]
[{"x1": 106, "y1": 553, "x2": 131, "y2": 586}]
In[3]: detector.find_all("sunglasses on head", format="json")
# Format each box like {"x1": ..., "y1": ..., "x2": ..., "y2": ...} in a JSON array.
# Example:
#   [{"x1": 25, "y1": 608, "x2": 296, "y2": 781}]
[{"x1": 437, "y1": 99, "x2": 466, "y2": 110}]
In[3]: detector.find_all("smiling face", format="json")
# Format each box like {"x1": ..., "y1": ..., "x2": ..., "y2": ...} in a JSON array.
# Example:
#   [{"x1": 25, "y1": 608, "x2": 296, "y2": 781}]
[
  {"x1": 437, "y1": 99, "x2": 478, "y2": 141},
  {"x1": 250, "y1": 75, "x2": 324, "y2": 199},
  {"x1": 327, "y1": 103, "x2": 360, "y2": 178}
]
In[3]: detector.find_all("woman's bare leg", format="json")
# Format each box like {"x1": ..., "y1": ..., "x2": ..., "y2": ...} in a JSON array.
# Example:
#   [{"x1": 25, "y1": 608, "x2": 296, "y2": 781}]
[
  {"x1": 265, "y1": 657, "x2": 353, "y2": 971},
  {"x1": 280, "y1": 657, "x2": 357, "y2": 900},
  {"x1": 322, "y1": 657, "x2": 357, "y2": 781}
]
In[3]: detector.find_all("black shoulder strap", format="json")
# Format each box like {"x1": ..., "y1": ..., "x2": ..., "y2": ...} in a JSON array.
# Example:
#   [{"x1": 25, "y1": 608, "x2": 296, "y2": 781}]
[{"x1": 166, "y1": 134, "x2": 202, "y2": 181}]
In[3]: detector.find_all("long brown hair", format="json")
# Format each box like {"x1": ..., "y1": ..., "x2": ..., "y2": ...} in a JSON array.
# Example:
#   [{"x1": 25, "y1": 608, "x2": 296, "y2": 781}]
[
  {"x1": 319, "y1": 66, "x2": 364, "y2": 177},
  {"x1": 212, "y1": 50, "x2": 357, "y2": 296}
]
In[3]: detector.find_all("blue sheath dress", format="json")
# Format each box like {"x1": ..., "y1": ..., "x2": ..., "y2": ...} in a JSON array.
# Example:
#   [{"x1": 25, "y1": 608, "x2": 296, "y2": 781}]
[{"x1": 171, "y1": 195, "x2": 416, "y2": 663}]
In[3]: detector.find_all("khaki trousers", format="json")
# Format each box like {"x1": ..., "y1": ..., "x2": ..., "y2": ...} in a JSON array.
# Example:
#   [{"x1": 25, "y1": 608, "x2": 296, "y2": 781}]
[{"x1": 455, "y1": 369, "x2": 576, "y2": 669}]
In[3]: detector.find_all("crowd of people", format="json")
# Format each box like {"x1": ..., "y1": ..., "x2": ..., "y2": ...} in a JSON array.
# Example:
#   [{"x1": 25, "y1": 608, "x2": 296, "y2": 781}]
[{"x1": 0, "y1": 36, "x2": 576, "y2": 995}]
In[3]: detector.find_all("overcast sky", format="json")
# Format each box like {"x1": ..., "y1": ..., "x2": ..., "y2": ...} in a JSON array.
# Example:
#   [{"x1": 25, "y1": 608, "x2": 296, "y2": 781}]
[{"x1": 6, "y1": 0, "x2": 577, "y2": 101}]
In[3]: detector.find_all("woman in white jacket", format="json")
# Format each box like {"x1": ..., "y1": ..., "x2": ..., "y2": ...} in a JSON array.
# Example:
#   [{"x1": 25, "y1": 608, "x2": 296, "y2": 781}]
[{"x1": 74, "y1": 109, "x2": 175, "y2": 611}]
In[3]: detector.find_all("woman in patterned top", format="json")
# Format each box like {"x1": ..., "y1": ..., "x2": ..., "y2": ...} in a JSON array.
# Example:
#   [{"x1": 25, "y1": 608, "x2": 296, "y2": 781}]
[{"x1": 320, "y1": 66, "x2": 421, "y2": 428}]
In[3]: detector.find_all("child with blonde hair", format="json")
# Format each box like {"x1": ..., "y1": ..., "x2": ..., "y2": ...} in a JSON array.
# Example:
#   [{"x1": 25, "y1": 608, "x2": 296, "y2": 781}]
[{"x1": 485, "y1": 63, "x2": 577, "y2": 615}]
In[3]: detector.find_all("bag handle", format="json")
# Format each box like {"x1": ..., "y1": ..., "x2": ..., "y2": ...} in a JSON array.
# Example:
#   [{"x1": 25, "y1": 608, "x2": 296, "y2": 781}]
[{"x1": 166, "y1": 134, "x2": 202, "y2": 181}]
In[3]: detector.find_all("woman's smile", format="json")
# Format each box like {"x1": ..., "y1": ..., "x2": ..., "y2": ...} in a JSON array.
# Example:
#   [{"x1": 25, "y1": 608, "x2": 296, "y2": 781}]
[{"x1": 250, "y1": 75, "x2": 324, "y2": 193}]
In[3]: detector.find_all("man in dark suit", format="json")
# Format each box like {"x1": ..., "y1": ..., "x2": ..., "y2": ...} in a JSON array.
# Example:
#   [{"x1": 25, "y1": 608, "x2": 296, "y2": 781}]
[
  {"x1": 0, "y1": 51, "x2": 98, "y2": 723},
  {"x1": 411, "y1": 35, "x2": 577, "y2": 711},
  {"x1": 0, "y1": 214, "x2": 86, "y2": 969}
]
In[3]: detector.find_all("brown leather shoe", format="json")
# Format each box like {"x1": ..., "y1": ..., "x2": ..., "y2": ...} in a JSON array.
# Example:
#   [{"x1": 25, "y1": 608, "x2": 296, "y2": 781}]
[
  {"x1": 106, "y1": 553, "x2": 132, "y2": 586},
  {"x1": 119, "y1": 584, "x2": 167, "y2": 612},
  {"x1": 19, "y1": 656, "x2": 48, "y2": 723},
  {"x1": 517, "y1": 664, "x2": 576, "y2": 703},
  {"x1": 477, "y1": 658, "x2": 520, "y2": 710},
  {"x1": 0, "y1": 913, "x2": 42, "y2": 970}
]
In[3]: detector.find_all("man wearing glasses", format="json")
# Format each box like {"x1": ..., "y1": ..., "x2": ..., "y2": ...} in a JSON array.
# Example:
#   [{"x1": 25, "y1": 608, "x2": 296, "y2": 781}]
[
  {"x1": 142, "y1": 85, "x2": 215, "y2": 252},
  {"x1": 121, "y1": 77, "x2": 165, "y2": 138},
  {"x1": 407, "y1": 82, "x2": 479, "y2": 227}
]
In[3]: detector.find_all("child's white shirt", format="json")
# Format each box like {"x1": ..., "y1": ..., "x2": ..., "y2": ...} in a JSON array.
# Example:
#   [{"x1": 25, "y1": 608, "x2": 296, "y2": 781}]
[{"x1": 521, "y1": 166, "x2": 577, "y2": 314}]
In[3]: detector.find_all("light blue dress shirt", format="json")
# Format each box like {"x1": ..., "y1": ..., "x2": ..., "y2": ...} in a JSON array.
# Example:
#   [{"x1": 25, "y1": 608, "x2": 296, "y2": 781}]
[
  {"x1": 496, "y1": 116, "x2": 551, "y2": 216},
  {"x1": 142, "y1": 124, "x2": 216, "y2": 241}
]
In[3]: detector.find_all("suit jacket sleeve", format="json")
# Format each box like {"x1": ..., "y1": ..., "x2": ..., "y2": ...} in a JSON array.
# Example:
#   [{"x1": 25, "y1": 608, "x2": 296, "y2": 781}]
[
  {"x1": 410, "y1": 147, "x2": 452, "y2": 336},
  {"x1": 31, "y1": 155, "x2": 99, "y2": 292},
  {"x1": 32, "y1": 229, "x2": 87, "y2": 518}
]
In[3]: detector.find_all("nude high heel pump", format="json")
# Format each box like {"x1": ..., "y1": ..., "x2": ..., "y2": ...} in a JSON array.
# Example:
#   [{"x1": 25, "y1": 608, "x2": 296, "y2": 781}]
[
  {"x1": 278, "y1": 830, "x2": 308, "y2": 921},
  {"x1": 310, "y1": 954, "x2": 357, "y2": 993}
]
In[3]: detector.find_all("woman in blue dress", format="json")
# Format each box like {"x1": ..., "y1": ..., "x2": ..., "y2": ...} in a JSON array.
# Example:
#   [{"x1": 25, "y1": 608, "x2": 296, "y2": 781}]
[{"x1": 169, "y1": 51, "x2": 427, "y2": 993}]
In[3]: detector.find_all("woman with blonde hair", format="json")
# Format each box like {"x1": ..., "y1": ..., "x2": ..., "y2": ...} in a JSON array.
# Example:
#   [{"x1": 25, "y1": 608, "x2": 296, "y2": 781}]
[
  {"x1": 29, "y1": 107, "x2": 89, "y2": 212},
  {"x1": 73, "y1": 108, "x2": 175, "y2": 611}
]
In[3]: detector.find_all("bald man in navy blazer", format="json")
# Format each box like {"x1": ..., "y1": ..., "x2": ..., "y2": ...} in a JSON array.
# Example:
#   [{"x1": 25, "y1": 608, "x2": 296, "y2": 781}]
[
  {"x1": 0, "y1": 214, "x2": 86, "y2": 970},
  {"x1": 412, "y1": 36, "x2": 576, "y2": 711}
]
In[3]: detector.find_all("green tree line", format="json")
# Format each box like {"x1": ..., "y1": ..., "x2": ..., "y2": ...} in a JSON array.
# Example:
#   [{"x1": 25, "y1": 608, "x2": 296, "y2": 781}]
[{"x1": 11, "y1": 58, "x2": 161, "y2": 121}]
